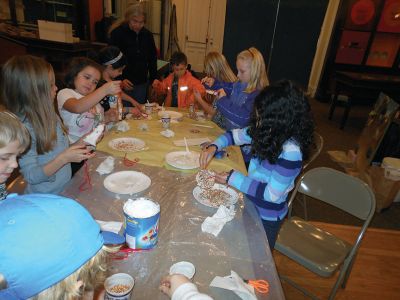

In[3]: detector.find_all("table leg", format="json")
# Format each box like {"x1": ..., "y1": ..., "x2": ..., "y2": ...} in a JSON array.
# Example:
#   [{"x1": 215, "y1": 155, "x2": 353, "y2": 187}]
[
  {"x1": 340, "y1": 97, "x2": 352, "y2": 130},
  {"x1": 328, "y1": 93, "x2": 338, "y2": 120}
]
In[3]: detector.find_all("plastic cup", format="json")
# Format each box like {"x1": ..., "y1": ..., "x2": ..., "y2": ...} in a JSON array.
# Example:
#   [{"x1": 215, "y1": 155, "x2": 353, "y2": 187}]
[
  {"x1": 104, "y1": 273, "x2": 134, "y2": 300},
  {"x1": 169, "y1": 261, "x2": 196, "y2": 279},
  {"x1": 145, "y1": 103, "x2": 153, "y2": 115},
  {"x1": 161, "y1": 113, "x2": 171, "y2": 129}
]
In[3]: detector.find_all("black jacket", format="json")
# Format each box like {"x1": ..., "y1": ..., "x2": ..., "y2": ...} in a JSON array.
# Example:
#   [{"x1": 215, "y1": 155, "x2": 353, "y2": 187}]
[{"x1": 109, "y1": 24, "x2": 157, "y2": 85}]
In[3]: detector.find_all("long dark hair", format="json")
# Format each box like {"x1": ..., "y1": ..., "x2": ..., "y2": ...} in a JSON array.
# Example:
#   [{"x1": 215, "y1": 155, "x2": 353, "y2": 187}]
[
  {"x1": 64, "y1": 57, "x2": 101, "y2": 89},
  {"x1": 248, "y1": 80, "x2": 314, "y2": 164}
]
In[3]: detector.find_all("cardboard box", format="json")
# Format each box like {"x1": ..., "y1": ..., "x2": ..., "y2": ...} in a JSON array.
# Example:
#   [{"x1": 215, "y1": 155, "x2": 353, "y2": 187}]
[{"x1": 38, "y1": 20, "x2": 73, "y2": 43}]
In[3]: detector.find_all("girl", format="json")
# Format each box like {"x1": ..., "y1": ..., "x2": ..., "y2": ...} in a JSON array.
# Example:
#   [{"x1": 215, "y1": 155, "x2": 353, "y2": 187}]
[
  {"x1": 194, "y1": 47, "x2": 269, "y2": 130},
  {"x1": 57, "y1": 57, "x2": 122, "y2": 144},
  {"x1": 0, "y1": 111, "x2": 30, "y2": 200},
  {"x1": 97, "y1": 45, "x2": 143, "y2": 117},
  {"x1": 0, "y1": 55, "x2": 94, "y2": 194},
  {"x1": 199, "y1": 80, "x2": 314, "y2": 249},
  {"x1": 201, "y1": 51, "x2": 237, "y2": 93}
]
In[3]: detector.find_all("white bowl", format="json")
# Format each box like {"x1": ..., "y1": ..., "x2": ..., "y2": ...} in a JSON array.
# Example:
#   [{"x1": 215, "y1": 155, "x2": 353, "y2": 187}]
[{"x1": 169, "y1": 261, "x2": 196, "y2": 279}]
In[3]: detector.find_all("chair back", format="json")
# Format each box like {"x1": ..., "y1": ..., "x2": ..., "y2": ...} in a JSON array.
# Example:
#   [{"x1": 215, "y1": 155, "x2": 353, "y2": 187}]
[
  {"x1": 291, "y1": 167, "x2": 375, "y2": 220},
  {"x1": 302, "y1": 132, "x2": 323, "y2": 171}
]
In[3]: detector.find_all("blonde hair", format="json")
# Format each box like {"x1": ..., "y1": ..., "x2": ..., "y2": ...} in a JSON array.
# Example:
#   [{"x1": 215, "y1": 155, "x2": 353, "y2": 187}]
[
  {"x1": 0, "y1": 111, "x2": 30, "y2": 150},
  {"x1": 237, "y1": 47, "x2": 269, "y2": 93},
  {"x1": 109, "y1": 2, "x2": 146, "y2": 34},
  {"x1": 32, "y1": 247, "x2": 113, "y2": 300},
  {"x1": 0, "y1": 55, "x2": 58, "y2": 154},
  {"x1": 204, "y1": 52, "x2": 237, "y2": 83}
]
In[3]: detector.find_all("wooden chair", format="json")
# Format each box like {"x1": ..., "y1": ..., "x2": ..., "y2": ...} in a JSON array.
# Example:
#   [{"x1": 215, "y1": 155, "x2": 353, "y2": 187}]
[{"x1": 275, "y1": 167, "x2": 376, "y2": 300}]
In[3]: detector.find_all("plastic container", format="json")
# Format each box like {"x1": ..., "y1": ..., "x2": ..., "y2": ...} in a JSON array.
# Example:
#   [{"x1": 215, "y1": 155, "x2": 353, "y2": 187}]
[{"x1": 382, "y1": 157, "x2": 400, "y2": 181}]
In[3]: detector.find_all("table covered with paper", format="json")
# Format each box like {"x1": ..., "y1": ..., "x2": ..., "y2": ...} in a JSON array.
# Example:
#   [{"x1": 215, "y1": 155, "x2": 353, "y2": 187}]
[{"x1": 61, "y1": 108, "x2": 284, "y2": 300}]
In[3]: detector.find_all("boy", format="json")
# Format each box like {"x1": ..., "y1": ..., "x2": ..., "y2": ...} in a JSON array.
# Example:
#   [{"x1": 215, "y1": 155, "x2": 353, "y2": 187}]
[
  {"x1": 0, "y1": 111, "x2": 30, "y2": 200},
  {"x1": 152, "y1": 51, "x2": 205, "y2": 108}
]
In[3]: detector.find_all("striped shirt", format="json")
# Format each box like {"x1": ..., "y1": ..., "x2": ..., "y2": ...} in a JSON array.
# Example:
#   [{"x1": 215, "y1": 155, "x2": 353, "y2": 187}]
[{"x1": 213, "y1": 128, "x2": 303, "y2": 221}]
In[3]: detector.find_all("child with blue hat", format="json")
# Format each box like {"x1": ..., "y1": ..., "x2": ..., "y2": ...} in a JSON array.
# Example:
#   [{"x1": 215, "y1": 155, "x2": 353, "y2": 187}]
[{"x1": 0, "y1": 193, "x2": 124, "y2": 299}]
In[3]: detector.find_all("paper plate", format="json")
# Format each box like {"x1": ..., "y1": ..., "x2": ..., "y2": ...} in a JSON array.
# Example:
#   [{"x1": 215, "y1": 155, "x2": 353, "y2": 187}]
[
  {"x1": 108, "y1": 137, "x2": 145, "y2": 152},
  {"x1": 193, "y1": 184, "x2": 239, "y2": 208},
  {"x1": 169, "y1": 261, "x2": 196, "y2": 279},
  {"x1": 104, "y1": 171, "x2": 151, "y2": 194},
  {"x1": 157, "y1": 110, "x2": 183, "y2": 120},
  {"x1": 165, "y1": 151, "x2": 200, "y2": 170}
]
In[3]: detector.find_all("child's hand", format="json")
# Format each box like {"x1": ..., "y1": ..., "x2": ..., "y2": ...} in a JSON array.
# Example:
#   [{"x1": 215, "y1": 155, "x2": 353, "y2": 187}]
[
  {"x1": 129, "y1": 107, "x2": 142, "y2": 117},
  {"x1": 216, "y1": 88, "x2": 226, "y2": 99},
  {"x1": 121, "y1": 79, "x2": 134, "y2": 91},
  {"x1": 104, "y1": 81, "x2": 122, "y2": 95},
  {"x1": 201, "y1": 76, "x2": 215, "y2": 87},
  {"x1": 159, "y1": 274, "x2": 191, "y2": 298},
  {"x1": 193, "y1": 90, "x2": 202, "y2": 102},
  {"x1": 60, "y1": 144, "x2": 95, "y2": 164},
  {"x1": 215, "y1": 171, "x2": 230, "y2": 184},
  {"x1": 199, "y1": 144, "x2": 217, "y2": 169},
  {"x1": 152, "y1": 79, "x2": 161, "y2": 89}
]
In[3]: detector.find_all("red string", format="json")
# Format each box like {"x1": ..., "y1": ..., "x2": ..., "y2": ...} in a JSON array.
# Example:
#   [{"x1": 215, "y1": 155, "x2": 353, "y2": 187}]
[
  {"x1": 78, "y1": 160, "x2": 92, "y2": 191},
  {"x1": 123, "y1": 153, "x2": 139, "y2": 167}
]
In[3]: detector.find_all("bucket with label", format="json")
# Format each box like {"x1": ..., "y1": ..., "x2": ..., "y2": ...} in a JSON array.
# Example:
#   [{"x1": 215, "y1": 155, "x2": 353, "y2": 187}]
[{"x1": 123, "y1": 197, "x2": 160, "y2": 249}]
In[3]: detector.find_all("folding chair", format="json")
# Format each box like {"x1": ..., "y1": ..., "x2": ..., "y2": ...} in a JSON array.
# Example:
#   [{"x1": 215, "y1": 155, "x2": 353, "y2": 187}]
[{"x1": 275, "y1": 167, "x2": 376, "y2": 300}]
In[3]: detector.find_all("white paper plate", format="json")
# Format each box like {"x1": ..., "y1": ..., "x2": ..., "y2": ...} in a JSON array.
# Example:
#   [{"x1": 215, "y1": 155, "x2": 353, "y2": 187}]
[
  {"x1": 169, "y1": 261, "x2": 196, "y2": 279},
  {"x1": 165, "y1": 151, "x2": 200, "y2": 170},
  {"x1": 104, "y1": 171, "x2": 151, "y2": 194},
  {"x1": 157, "y1": 110, "x2": 183, "y2": 120},
  {"x1": 108, "y1": 137, "x2": 145, "y2": 152},
  {"x1": 193, "y1": 184, "x2": 239, "y2": 208}
]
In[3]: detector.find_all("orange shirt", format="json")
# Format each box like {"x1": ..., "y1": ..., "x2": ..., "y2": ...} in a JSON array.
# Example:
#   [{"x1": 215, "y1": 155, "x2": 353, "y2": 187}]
[{"x1": 154, "y1": 71, "x2": 205, "y2": 108}]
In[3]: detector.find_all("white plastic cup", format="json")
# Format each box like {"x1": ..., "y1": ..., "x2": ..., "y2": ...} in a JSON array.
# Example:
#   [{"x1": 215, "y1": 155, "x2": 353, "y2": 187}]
[
  {"x1": 145, "y1": 103, "x2": 153, "y2": 115},
  {"x1": 161, "y1": 113, "x2": 171, "y2": 129},
  {"x1": 104, "y1": 273, "x2": 134, "y2": 300}
]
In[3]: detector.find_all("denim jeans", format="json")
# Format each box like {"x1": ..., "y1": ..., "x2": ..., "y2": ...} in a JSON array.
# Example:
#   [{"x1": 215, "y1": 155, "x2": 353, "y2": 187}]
[{"x1": 261, "y1": 217, "x2": 283, "y2": 250}]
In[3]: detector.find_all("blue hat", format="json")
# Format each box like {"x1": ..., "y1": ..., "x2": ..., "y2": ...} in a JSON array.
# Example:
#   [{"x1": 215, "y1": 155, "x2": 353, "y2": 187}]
[{"x1": 0, "y1": 194, "x2": 123, "y2": 299}]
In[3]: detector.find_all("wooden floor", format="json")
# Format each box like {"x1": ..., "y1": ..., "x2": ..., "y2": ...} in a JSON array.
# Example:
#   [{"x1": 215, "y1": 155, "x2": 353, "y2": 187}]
[{"x1": 273, "y1": 222, "x2": 400, "y2": 300}]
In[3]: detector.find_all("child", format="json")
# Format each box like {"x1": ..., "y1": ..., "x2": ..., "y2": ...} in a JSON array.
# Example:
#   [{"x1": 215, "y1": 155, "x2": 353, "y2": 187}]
[
  {"x1": 57, "y1": 57, "x2": 122, "y2": 143},
  {"x1": 0, "y1": 111, "x2": 30, "y2": 200},
  {"x1": 199, "y1": 80, "x2": 314, "y2": 249},
  {"x1": 194, "y1": 47, "x2": 269, "y2": 130},
  {"x1": 0, "y1": 194, "x2": 211, "y2": 300},
  {"x1": 97, "y1": 45, "x2": 143, "y2": 117},
  {"x1": 0, "y1": 55, "x2": 94, "y2": 194},
  {"x1": 152, "y1": 51, "x2": 205, "y2": 108},
  {"x1": 201, "y1": 51, "x2": 237, "y2": 93}
]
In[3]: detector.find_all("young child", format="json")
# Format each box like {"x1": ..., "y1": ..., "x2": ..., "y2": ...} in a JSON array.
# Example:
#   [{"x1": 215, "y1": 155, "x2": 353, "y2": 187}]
[
  {"x1": 195, "y1": 47, "x2": 269, "y2": 130},
  {"x1": 97, "y1": 45, "x2": 143, "y2": 117},
  {"x1": 0, "y1": 194, "x2": 211, "y2": 300},
  {"x1": 57, "y1": 57, "x2": 122, "y2": 143},
  {"x1": 152, "y1": 51, "x2": 205, "y2": 108},
  {"x1": 1, "y1": 55, "x2": 94, "y2": 194},
  {"x1": 199, "y1": 80, "x2": 314, "y2": 249},
  {"x1": 201, "y1": 51, "x2": 237, "y2": 93},
  {"x1": 0, "y1": 111, "x2": 30, "y2": 200}
]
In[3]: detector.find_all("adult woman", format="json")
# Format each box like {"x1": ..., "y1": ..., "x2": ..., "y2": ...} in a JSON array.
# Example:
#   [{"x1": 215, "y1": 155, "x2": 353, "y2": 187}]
[{"x1": 109, "y1": 3, "x2": 157, "y2": 104}]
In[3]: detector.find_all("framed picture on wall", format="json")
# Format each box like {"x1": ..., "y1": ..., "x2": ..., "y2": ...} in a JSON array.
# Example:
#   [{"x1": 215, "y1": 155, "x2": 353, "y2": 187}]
[
  {"x1": 335, "y1": 30, "x2": 371, "y2": 64},
  {"x1": 344, "y1": 0, "x2": 380, "y2": 31},
  {"x1": 366, "y1": 33, "x2": 400, "y2": 67},
  {"x1": 377, "y1": 0, "x2": 400, "y2": 33}
]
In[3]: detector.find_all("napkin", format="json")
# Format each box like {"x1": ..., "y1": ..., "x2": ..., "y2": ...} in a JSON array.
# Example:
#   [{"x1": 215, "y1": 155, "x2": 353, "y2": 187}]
[
  {"x1": 96, "y1": 156, "x2": 115, "y2": 175},
  {"x1": 201, "y1": 205, "x2": 235, "y2": 237},
  {"x1": 173, "y1": 137, "x2": 211, "y2": 146},
  {"x1": 83, "y1": 124, "x2": 105, "y2": 146},
  {"x1": 210, "y1": 270, "x2": 256, "y2": 300},
  {"x1": 160, "y1": 129, "x2": 175, "y2": 138},
  {"x1": 116, "y1": 120, "x2": 130, "y2": 132},
  {"x1": 139, "y1": 123, "x2": 149, "y2": 131},
  {"x1": 96, "y1": 220, "x2": 123, "y2": 234}
]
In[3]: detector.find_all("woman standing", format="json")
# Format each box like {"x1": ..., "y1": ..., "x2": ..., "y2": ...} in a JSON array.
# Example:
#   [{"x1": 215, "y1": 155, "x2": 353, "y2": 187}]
[{"x1": 109, "y1": 3, "x2": 157, "y2": 104}]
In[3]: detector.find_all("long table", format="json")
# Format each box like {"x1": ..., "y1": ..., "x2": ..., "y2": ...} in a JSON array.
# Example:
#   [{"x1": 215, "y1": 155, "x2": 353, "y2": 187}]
[{"x1": 62, "y1": 110, "x2": 285, "y2": 299}]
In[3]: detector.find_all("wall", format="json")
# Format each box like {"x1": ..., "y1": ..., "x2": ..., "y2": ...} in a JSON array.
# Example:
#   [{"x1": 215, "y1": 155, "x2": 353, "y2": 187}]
[{"x1": 223, "y1": 0, "x2": 329, "y2": 87}]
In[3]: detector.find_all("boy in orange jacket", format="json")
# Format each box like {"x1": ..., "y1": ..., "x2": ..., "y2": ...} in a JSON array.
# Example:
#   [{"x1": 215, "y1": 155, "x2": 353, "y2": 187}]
[{"x1": 152, "y1": 51, "x2": 205, "y2": 108}]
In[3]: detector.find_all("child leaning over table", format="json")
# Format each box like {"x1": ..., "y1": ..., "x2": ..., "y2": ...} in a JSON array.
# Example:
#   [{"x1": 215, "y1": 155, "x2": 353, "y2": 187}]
[
  {"x1": 1, "y1": 55, "x2": 94, "y2": 194},
  {"x1": 152, "y1": 51, "x2": 205, "y2": 108},
  {"x1": 0, "y1": 194, "x2": 212, "y2": 300},
  {"x1": 199, "y1": 80, "x2": 315, "y2": 249},
  {"x1": 0, "y1": 111, "x2": 30, "y2": 200}
]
